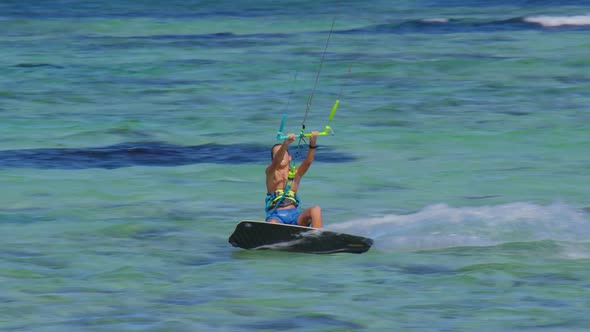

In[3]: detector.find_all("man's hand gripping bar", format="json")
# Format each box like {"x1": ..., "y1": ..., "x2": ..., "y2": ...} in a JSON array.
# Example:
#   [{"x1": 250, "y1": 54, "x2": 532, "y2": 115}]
[{"x1": 276, "y1": 100, "x2": 339, "y2": 141}]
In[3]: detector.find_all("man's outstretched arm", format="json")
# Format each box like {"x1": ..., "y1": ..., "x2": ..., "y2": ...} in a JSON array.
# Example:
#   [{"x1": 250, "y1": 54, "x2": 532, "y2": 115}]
[
  {"x1": 266, "y1": 133, "x2": 295, "y2": 173},
  {"x1": 295, "y1": 131, "x2": 318, "y2": 177}
]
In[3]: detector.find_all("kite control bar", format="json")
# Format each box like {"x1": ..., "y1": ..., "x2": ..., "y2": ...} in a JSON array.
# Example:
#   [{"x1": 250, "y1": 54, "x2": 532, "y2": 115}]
[{"x1": 276, "y1": 100, "x2": 339, "y2": 141}]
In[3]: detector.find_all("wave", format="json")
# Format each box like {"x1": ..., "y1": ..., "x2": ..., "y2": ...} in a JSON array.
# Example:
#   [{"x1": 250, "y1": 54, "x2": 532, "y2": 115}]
[
  {"x1": 327, "y1": 202, "x2": 590, "y2": 253},
  {"x1": 523, "y1": 15, "x2": 590, "y2": 27},
  {"x1": 340, "y1": 15, "x2": 590, "y2": 34}
]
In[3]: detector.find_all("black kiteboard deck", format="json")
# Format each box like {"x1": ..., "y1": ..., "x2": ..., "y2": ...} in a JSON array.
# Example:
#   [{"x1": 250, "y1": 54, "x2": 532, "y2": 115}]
[{"x1": 228, "y1": 220, "x2": 373, "y2": 254}]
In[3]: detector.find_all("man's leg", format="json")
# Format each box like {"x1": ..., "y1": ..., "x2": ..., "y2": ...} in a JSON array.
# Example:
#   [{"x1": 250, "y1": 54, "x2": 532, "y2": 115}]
[{"x1": 297, "y1": 205, "x2": 322, "y2": 228}]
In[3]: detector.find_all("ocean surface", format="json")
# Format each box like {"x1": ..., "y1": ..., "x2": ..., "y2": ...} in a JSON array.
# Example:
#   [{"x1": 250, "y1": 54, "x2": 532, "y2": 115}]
[{"x1": 1, "y1": 1, "x2": 590, "y2": 331}]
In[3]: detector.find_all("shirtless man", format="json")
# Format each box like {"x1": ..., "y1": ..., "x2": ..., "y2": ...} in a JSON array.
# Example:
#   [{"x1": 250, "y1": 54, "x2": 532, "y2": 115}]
[{"x1": 265, "y1": 132, "x2": 322, "y2": 228}]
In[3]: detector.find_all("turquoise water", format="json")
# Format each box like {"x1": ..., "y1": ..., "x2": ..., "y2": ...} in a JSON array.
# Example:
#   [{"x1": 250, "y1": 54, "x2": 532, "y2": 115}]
[{"x1": 2, "y1": 1, "x2": 590, "y2": 331}]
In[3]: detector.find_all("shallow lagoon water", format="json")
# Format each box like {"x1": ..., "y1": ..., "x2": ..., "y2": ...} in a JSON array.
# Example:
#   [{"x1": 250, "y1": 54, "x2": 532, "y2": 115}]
[{"x1": 1, "y1": 1, "x2": 590, "y2": 331}]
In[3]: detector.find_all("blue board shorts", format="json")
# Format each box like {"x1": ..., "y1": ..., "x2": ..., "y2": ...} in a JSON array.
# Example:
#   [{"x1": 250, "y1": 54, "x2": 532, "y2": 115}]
[{"x1": 266, "y1": 207, "x2": 302, "y2": 226}]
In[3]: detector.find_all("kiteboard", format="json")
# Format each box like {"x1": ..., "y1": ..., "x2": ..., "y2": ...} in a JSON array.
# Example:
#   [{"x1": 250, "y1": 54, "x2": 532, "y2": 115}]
[{"x1": 228, "y1": 220, "x2": 373, "y2": 254}]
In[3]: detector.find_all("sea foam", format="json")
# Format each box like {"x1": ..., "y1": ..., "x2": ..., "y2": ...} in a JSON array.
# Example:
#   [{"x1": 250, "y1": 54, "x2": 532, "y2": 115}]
[
  {"x1": 328, "y1": 202, "x2": 590, "y2": 252},
  {"x1": 524, "y1": 15, "x2": 590, "y2": 27},
  {"x1": 420, "y1": 18, "x2": 450, "y2": 23}
]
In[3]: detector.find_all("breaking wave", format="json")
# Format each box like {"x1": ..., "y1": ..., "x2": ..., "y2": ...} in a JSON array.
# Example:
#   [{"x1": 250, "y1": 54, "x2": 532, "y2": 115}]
[
  {"x1": 340, "y1": 15, "x2": 590, "y2": 34},
  {"x1": 523, "y1": 15, "x2": 590, "y2": 27}
]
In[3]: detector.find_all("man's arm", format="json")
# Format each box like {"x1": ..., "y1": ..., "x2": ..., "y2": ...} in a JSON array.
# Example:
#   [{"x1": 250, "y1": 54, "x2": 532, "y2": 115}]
[
  {"x1": 266, "y1": 133, "x2": 295, "y2": 174},
  {"x1": 294, "y1": 131, "x2": 318, "y2": 177}
]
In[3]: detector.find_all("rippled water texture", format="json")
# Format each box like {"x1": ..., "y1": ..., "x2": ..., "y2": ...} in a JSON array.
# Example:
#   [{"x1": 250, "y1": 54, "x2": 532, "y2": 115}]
[{"x1": 1, "y1": 1, "x2": 590, "y2": 331}]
